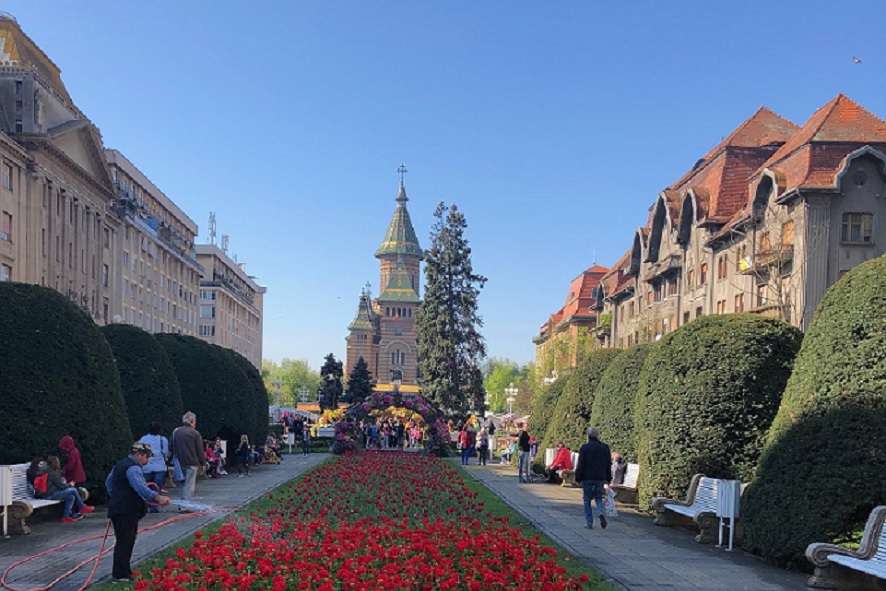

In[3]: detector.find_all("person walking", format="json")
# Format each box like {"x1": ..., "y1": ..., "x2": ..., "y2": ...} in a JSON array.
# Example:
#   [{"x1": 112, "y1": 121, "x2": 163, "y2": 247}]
[
  {"x1": 517, "y1": 425, "x2": 531, "y2": 483},
  {"x1": 477, "y1": 428, "x2": 490, "y2": 466},
  {"x1": 138, "y1": 422, "x2": 170, "y2": 513},
  {"x1": 58, "y1": 435, "x2": 86, "y2": 487},
  {"x1": 301, "y1": 427, "x2": 311, "y2": 456},
  {"x1": 574, "y1": 427, "x2": 612, "y2": 530},
  {"x1": 172, "y1": 411, "x2": 205, "y2": 513},
  {"x1": 235, "y1": 434, "x2": 251, "y2": 477},
  {"x1": 105, "y1": 442, "x2": 170, "y2": 582}
]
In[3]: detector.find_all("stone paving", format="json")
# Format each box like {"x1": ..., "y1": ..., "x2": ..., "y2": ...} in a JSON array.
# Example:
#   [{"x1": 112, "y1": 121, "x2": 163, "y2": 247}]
[
  {"x1": 0, "y1": 451, "x2": 812, "y2": 591},
  {"x1": 465, "y1": 459, "x2": 810, "y2": 591}
]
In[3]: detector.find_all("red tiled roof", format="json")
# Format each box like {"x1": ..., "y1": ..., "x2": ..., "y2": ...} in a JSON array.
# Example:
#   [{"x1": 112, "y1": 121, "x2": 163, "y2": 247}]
[{"x1": 538, "y1": 265, "x2": 609, "y2": 334}]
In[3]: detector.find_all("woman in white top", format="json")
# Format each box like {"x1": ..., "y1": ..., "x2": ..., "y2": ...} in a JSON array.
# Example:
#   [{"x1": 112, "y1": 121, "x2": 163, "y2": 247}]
[{"x1": 139, "y1": 422, "x2": 170, "y2": 513}]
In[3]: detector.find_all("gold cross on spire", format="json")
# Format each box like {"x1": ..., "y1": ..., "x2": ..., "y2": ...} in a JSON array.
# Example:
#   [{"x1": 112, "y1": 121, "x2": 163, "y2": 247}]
[{"x1": 398, "y1": 163, "x2": 408, "y2": 187}]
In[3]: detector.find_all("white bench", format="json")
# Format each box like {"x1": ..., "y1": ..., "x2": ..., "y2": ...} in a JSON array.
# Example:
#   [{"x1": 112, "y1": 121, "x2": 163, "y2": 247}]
[
  {"x1": 2, "y1": 463, "x2": 62, "y2": 535},
  {"x1": 612, "y1": 463, "x2": 640, "y2": 507},
  {"x1": 806, "y1": 505, "x2": 886, "y2": 590},
  {"x1": 651, "y1": 475, "x2": 725, "y2": 544}
]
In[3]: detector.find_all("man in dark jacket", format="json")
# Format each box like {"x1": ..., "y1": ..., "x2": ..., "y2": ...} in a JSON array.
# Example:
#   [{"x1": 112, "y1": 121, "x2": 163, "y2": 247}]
[
  {"x1": 105, "y1": 442, "x2": 170, "y2": 582},
  {"x1": 574, "y1": 427, "x2": 612, "y2": 529}
]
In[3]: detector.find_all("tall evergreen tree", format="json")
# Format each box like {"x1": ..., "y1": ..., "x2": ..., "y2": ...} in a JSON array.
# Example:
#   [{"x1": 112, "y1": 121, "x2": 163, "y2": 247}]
[
  {"x1": 346, "y1": 356, "x2": 374, "y2": 404},
  {"x1": 318, "y1": 353, "x2": 344, "y2": 410},
  {"x1": 416, "y1": 202, "x2": 487, "y2": 418}
]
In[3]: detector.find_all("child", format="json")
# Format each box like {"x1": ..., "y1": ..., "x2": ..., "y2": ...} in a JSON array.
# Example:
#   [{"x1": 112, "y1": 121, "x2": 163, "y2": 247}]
[
  {"x1": 58, "y1": 435, "x2": 86, "y2": 486},
  {"x1": 236, "y1": 434, "x2": 252, "y2": 477}
]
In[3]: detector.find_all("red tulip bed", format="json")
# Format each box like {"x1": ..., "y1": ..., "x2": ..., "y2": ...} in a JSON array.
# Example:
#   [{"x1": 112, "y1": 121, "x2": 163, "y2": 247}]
[{"x1": 134, "y1": 452, "x2": 600, "y2": 591}]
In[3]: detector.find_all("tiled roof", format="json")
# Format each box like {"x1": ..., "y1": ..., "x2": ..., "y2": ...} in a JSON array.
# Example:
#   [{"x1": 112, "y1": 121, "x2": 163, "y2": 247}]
[
  {"x1": 538, "y1": 265, "x2": 608, "y2": 334},
  {"x1": 375, "y1": 184, "x2": 423, "y2": 258},
  {"x1": 377, "y1": 258, "x2": 420, "y2": 303},
  {"x1": 347, "y1": 293, "x2": 375, "y2": 331},
  {"x1": 599, "y1": 249, "x2": 633, "y2": 298}
]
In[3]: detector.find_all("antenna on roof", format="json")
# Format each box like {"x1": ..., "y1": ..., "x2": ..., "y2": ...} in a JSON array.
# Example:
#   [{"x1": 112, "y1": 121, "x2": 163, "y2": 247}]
[
  {"x1": 221, "y1": 234, "x2": 229, "y2": 254},
  {"x1": 209, "y1": 212, "x2": 217, "y2": 245},
  {"x1": 592, "y1": 249, "x2": 597, "y2": 266}
]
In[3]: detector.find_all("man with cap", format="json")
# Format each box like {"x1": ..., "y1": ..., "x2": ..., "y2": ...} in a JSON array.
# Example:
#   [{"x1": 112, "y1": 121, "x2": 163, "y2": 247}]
[
  {"x1": 105, "y1": 441, "x2": 171, "y2": 583},
  {"x1": 574, "y1": 427, "x2": 612, "y2": 530}
]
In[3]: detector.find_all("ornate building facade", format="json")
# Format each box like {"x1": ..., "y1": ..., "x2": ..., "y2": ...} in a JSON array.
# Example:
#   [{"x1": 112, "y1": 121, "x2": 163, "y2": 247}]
[
  {"x1": 592, "y1": 96, "x2": 886, "y2": 349},
  {"x1": 346, "y1": 177, "x2": 423, "y2": 386}
]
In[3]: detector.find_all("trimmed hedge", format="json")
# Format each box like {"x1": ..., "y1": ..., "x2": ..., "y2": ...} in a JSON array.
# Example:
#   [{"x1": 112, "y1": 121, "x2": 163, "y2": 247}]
[
  {"x1": 743, "y1": 254, "x2": 886, "y2": 568},
  {"x1": 635, "y1": 314, "x2": 802, "y2": 509},
  {"x1": 0, "y1": 283, "x2": 132, "y2": 499},
  {"x1": 221, "y1": 348, "x2": 269, "y2": 445},
  {"x1": 101, "y1": 325, "x2": 184, "y2": 438},
  {"x1": 528, "y1": 372, "x2": 568, "y2": 445},
  {"x1": 154, "y1": 334, "x2": 255, "y2": 444},
  {"x1": 540, "y1": 349, "x2": 623, "y2": 453},
  {"x1": 590, "y1": 344, "x2": 651, "y2": 462}
]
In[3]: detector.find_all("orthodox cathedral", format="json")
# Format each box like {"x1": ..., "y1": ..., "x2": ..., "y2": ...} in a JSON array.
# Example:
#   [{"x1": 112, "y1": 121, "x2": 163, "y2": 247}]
[{"x1": 345, "y1": 172, "x2": 422, "y2": 387}]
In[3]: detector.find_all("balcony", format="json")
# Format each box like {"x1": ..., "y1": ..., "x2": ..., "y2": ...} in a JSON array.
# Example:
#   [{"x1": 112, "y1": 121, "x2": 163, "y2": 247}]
[
  {"x1": 738, "y1": 245, "x2": 794, "y2": 275},
  {"x1": 644, "y1": 254, "x2": 682, "y2": 282}
]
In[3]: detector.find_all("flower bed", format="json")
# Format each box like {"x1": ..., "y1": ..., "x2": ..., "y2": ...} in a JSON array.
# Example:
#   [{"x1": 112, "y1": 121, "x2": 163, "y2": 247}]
[{"x1": 135, "y1": 452, "x2": 596, "y2": 590}]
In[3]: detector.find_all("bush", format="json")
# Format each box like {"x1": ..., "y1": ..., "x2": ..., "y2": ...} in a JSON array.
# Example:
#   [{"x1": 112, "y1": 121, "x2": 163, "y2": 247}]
[
  {"x1": 154, "y1": 334, "x2": 256, "y2": 444},
  {"x1": 101, "y1": 325, "x2": 184, "y2": 438},
  {"x1": 590, "y1": 344, "x2": 651, "y2": 462},
  {"x1": 0, "y1": 283, "x2": 132, "y2": 498},
  {"x1": 635, "y1": 314, "x2": 802, "y2": 509},
  {"x1": 540, "y1": 349, "x2": 623, "y2": 453},
  {"x1": 743, "y1": 255, "x2": 886, "y2": 567},
  {"x1": 528, "y1": 374, "x2": 568, "y2": 444},
  {"x1": 221, "y1": 348, "x2": 269, "y2": 445}
]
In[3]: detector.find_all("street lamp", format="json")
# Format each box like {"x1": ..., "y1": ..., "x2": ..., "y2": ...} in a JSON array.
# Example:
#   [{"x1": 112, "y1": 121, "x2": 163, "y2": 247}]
[
  {"x1": 298, "y1": 387, "x2": 308, "y2": 403},
  {"x1": 505, "y1": 382, "x2": 518, "y2": 416},
  {"x1": 271, "y1": 379, "x2": 283, "y2": 408},
  {"x1": 391, "y1": 368, "x2": 402, "y2": 395}
]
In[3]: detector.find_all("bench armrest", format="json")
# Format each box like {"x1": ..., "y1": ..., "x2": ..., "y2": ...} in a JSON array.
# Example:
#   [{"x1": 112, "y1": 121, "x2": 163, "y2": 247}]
[
  {"x1": 806, "y1": 506, "x2": 886, "y2": 567},
  {"x1": 651, "y1": 474, "x2": 704, "y2": 511}
]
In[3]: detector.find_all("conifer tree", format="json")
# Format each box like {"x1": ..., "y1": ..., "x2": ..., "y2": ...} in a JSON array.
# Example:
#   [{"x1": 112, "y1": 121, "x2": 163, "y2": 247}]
[
  {"x1": 318, "y1": 353, "x2": 344, "y2": 410},
  {"x1": 416, "y1": 202, "x2": 487, "y2": 418},
  {"x1": 346, "y1": 356, "x2": 374, "y2": 403}
]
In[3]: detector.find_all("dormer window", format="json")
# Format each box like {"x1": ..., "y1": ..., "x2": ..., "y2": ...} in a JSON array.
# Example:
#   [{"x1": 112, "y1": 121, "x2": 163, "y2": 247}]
[{"x1": 841, "y1": 212, "x2": 873, "y2": 244}]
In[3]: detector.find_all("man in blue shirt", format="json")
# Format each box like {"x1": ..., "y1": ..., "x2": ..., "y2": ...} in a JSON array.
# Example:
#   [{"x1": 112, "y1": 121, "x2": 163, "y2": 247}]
[{"x1": 105, "y1": 442, "x2": 171, "y2": 583}]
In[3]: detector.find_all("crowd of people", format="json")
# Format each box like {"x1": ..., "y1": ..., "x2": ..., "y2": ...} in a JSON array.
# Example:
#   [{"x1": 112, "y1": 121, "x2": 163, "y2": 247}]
[{"x1": 358, "y1": 418, "x2": 425, "y2": 451}]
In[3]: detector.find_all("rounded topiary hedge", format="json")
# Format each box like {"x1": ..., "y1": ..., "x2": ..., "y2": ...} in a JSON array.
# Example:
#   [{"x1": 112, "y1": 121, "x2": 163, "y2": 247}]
[
  {"x1": 101, "y1": 324, "x2": 184, "y2": 438},
  {"x1": 743, "y1": 255, "x2": 886, "y2": 568},
  {"x1": 0, "y1": 283, "x2": 132, "y2": 498},
  {"x1": 540, "y1": 349, "x2": 623, "y2": 453},
  {"x1": 590, "y1": 344, "x2": 651, "y2": 462},
  {"x1": 528, "y1": 373, "x2": 568, "y2": 445},
  {"x1": 635, "y1": 314, "x2": 802, "y2": 509},
  {"x1": 154, "y1": 334, "x2": 255, "y2": 443},
  {"x1": 221, "y1": 348, "x2": 269, "y2": 446}
]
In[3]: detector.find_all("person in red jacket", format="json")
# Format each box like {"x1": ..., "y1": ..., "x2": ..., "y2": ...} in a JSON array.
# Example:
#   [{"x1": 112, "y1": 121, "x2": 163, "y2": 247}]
[
  {"x1": 59, "y1": 435, "x2": 86, "y2": 486},
  {"x1": 545, "y1": 442, "x2": 573, "y2": 483}
]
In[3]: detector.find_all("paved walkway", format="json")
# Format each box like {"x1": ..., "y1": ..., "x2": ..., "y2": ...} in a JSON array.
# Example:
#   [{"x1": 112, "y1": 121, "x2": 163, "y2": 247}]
[
  {"x1": 0, "y1": 452, "x2": 812, "y2": 591},
  {"x1": 0, "y1": 453, "x2": 327, "y2": 591},
  {"x1": 465, "y1": 460, "x2": 809, "y2": 591}
]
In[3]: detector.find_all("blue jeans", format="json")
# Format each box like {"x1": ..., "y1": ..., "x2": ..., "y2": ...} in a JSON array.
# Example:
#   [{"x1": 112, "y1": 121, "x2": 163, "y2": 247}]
[
  {"x1": 48, "y1": 487, "x2": 84, "y2": 518},
  {"x1": 518, "y1": 450, "x2": 530, "y2": 481},
  {"x1": 582, "y1": 480, "x2": 606, "y2": 526},
  {"x1": 461, "y1": 447, "x2": 471, "y2": 465},
  {"x1": 144, "y1": 471, "x2": 166, "y2": 512}
]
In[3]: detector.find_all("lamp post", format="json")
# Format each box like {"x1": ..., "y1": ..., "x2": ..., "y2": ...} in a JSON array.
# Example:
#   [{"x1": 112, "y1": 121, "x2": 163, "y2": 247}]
[
  {"x1": 391, "y1": 368, "x2": 402, "y2": 395},
  {"x1": 505, "y1": 382, "x2": 518, "y2": 417},
  {"x1": 299, "y1": 387, "x2": 308, "y2": 403}
]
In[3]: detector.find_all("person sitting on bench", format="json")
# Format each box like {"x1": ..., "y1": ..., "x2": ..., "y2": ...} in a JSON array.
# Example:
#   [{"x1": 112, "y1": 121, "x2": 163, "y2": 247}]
[{"x1": 545, "y1": 442, "x2": 573, "y2": 484}]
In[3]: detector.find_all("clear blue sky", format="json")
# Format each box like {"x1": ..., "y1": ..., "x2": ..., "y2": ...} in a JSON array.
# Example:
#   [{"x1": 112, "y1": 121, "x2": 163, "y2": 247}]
[{"x1": 7, "y1": 2, "x2": 884, "y2": 370}]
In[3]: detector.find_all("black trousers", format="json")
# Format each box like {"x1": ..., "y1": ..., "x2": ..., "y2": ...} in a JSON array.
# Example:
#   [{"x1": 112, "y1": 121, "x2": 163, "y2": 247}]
[{"x1": 111, "y1": 513, "x2": 140, "y2": 579}]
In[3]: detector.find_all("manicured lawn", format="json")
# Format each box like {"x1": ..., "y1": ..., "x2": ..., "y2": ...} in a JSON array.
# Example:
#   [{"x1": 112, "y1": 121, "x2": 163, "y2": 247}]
[{"x1": 98, "y1": 452, "x2": 613, "y2": 590}]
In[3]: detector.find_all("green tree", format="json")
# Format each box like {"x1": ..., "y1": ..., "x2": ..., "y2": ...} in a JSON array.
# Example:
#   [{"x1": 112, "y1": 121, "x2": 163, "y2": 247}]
[
  {"x1": 101, "y1": 324, "x2": 184, "y2": 438},
  {"x1": 318, "y1": 353, "x2": 344, "y2": 410},
  {"x1": 590, "y1": 344, "x2": 651, "y2": 462},
  {"x1": 0, "y1": 283, "x2": 132, "y2": 500},
  {"x1": 416, "y1": 202, "x2": 487, "y2": 418},
  {"x1": 223, "y1": 349, "x2": 270, "y2": 445},
  {"x1": 346, "y1": 356, "x2": 374, "y2": 403},
  {"x1": 528, "y1": 374, "x2": 568, "y2": 444},
  {"x1": 262, "y1": 358, "x2": 321, "y2": 406},
  {"x1": 743, "y1": 254, "x2": 886, "y2": 567},
  {"x1": 483, "y1": 358, "x2": 521, "y2": 413}
]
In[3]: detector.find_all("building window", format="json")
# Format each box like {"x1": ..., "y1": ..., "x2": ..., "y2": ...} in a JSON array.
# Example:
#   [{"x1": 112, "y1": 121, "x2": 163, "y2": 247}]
[
  {"x1": 699, "y1": 263, "x2": 708, "y2": 285},
  {"x1": 686, "y1": 269, "x2": 695, "y2": 290},
  {"x1": 200, "y1": 325, "x2": 216, "y2": 337},
  {"x1": 841, "y1": 212, "x2": 873, "y2": 244},
  {"x1": 716, "y1": 300, "x2": 726, "y2": 314},
  {"x1": 1, "y1": 211, "x2": 11, "y2": 241},
  {"x1": 734, "y1": 293, "x2": 744, "y2": 312},
  {"x1": 717, "y1": 256, "x2": 727, "y2": 280},
  {"x1": 695, "y1": 306, "x2": 703, "y2": 318},
  {"x1": 756, "y1": 284, "x2": 768, "y2": 307},
  {"x1": 0, "y1": 263, "x2": 10, "y2": 282},
  {"x1": 759, "y1": 231, "x2": 772, "y2": 252},
  {"x1": 781, "y1": 221, "x2": 794, "y2": 246},
  {"x1": 2, "y1": 164, "x2": 11, "y2": 190},
  {"x1": 102, "y1": 264, "x2": 109, "y2": 287},
  {"x1": 200, "y1": 305, "x2": 216, "y2": 319}
]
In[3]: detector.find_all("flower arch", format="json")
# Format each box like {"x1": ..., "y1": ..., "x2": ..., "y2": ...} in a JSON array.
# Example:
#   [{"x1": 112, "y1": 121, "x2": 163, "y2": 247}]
[{"x1": 332, "y1": 391, "x2": 450, "y2": 456}]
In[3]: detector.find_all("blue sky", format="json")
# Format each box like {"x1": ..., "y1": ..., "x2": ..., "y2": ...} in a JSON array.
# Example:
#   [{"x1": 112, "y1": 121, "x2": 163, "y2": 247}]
[{"x1": 7, "y1": 2, "x2": 884, "y2": 370}]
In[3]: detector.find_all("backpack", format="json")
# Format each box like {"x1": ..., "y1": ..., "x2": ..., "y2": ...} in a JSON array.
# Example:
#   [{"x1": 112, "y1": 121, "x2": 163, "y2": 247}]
[{"x1": 32, "y1": 472, "x2": 49, "y2": 497}]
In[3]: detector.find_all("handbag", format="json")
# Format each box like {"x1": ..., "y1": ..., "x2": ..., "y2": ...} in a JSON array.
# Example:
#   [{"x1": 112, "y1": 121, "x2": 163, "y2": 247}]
[{"x1": 603, "y1": 488, "x2": 618, "y2": 518}]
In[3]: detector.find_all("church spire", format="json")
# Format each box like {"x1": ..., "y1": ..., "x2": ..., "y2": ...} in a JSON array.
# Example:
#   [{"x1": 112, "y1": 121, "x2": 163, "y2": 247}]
[{"x1": 375, "y1": 164, "x2": 422, "y2": 258}]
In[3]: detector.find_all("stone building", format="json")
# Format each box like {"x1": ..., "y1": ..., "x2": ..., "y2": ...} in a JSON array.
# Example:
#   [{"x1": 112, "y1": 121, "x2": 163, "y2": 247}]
[
  {"x1": 533, "y1": 264, "x2": 608, "y2": 372},
  {"x1": 196, "y1": 244, "x2": 266, "y2": 369},
  {"x1": 594, "y1": 95, "x2": 886, "y2": 348},
  {"x1": 346, "y1": 177, "x2": 423, "y2": 386}
]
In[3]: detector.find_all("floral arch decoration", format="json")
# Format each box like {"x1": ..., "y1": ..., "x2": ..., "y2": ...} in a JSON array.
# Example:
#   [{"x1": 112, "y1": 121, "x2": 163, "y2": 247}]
[{"x1": 332, "y1": 391, "x2": 450, "y2": 456}]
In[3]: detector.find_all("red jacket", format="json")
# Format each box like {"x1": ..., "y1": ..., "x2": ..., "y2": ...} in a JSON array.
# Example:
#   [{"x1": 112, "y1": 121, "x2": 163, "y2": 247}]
[
  {"x1": 59, "y1": 435, "x2": 86, "y2": 484},
  {"x1": 549, "y1": 447, "x2": 572, "y2": 471}
]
